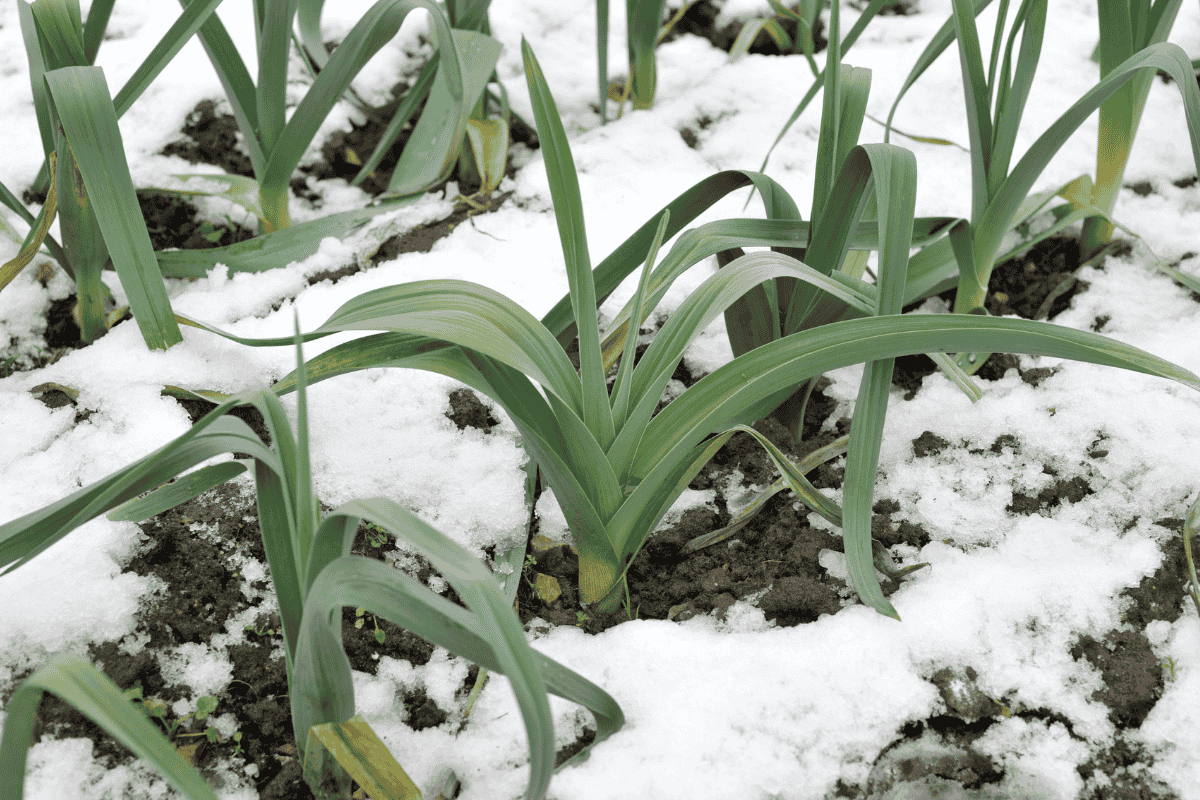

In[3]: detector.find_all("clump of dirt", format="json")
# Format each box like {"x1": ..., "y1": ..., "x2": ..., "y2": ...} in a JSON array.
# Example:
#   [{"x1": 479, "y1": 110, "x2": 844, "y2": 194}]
[
  {"x1": 445, "y1": 387, "x2": 500, "y2": 433},
  {"x1": 160, "y1": 100, "x2": 256, "y2": 178}
]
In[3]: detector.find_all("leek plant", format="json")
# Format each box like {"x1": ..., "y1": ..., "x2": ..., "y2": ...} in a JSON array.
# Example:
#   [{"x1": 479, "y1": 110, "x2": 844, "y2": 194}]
[
  {"x1": 595, "y1": 0, "x2": 671, "y2": 120},
  {"x1": 0, "y1": 318, "x2": 623, "y2": 800},
  {"x1": 167, "y1": 0, "x2": 498, "y2": 234},
  {"x1": 758, "y1": 0, "x2": 1200, "y2": 372},
  {"x1": 729, "y1": 0, "x2": 827, "y2": 72},
  {"x1": 1078, "y1": 0, "x2": 1187, "y2": 261},
  {"x1": 294, "y1": 0, "x2": 511, "y2": 201},
  {"x1": 0, "y1": 0, "x2": 226, "y2": 349},
  {"x1": 2, "y1": 0, "x2": 506, "y2": 349},
  {"x1": 881, "y1": 0, "x2": 1200, "y2": 374},
  {"x1": 171, "y1": 41, "x2": 1200, "y2": 626}
]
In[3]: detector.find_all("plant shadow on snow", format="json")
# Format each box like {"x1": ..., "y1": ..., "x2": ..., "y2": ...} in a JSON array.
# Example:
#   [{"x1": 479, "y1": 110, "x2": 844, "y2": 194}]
[{"x1": 5, "y1": 224, "x2": 1196, "y2": 799}]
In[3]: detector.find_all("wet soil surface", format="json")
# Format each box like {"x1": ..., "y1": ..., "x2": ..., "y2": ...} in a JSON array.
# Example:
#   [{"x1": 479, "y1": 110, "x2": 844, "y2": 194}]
[{"x1": 6, "y1": 221, "x2": 1195, "y2": 799}]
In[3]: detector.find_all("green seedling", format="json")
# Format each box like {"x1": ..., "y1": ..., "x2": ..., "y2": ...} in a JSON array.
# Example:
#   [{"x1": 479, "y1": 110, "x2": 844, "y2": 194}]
[
  {"x1": 363, "y1": 523, "x2": 389, "y2": 549},
  {"x1": 355, "y1": 607, "x2": 387, "y2": 645},
  {"x1": 244, "y1": 622, "x2": 278, "y2": 638},
  {"x1": 124, "y1": 688, "x2": 220, "y2": 742},
  {"x1": 196, "y1": 220, "x2": 224, "y2": 245}
]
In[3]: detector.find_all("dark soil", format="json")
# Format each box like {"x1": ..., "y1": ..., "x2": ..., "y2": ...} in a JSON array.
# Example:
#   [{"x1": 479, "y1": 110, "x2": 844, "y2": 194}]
[
  {"x1": 161, "y1": 100, "x2": 256, "y2": 179},
  {"x1": 891, "y1": 229, "x2": 1132, "y2": 400}
]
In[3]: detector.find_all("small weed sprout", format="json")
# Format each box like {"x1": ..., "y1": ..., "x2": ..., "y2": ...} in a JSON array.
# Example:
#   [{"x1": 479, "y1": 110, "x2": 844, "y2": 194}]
[
  {"x1": 124, "y1": 687, "x2": 221, "y2": 743},
  {"x1": 354, "y1": 606, "x2": 386, "y2": 644}
]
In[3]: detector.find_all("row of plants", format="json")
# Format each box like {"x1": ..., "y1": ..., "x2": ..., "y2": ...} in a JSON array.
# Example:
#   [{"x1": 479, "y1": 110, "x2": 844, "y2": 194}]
[{"x1": 3, "y1": 0, "x2": 1200, "y2": 797}]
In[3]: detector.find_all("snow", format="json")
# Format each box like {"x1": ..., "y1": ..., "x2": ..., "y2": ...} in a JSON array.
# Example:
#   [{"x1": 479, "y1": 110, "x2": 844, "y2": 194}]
[{"x1": 1, "y1": 0, "x2": 1199, "y2": 798}]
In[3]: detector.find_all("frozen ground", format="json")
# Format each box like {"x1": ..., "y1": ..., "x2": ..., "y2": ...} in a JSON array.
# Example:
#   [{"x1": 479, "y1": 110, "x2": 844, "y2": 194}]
[{"x1": 1, "y1": 0, "x2": 1200, "y2": 798}]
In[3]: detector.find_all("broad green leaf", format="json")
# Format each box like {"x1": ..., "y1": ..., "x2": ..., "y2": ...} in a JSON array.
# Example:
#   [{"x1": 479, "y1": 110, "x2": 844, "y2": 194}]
[
  {"x1": 540, "y1": 169, "x2": 806, "y2": 356},
  {"x1": 111, "y1": 0, "x2": 228, "y2": 118},
  {"x1": 632, "y1": 313, "x2": 1200, "y2": 486},
  {"x1": 29, "y1": 0, "x2": 87, "y2": 70},
  {"x1": 106, "y1": 461, "x2": 248, "y2": 522},
  {"x1": 81, "y1": 0, "x2": 115, "y2": 63},
  {"x1": 605, "y1": 432, "x2": 735, "y2": 568},
  {"x1": 177, "y1": 0, "x2": 265, "y2": 174},
  {"x1": 818, "y1": 142, "x2": 917, "y2": 620},
  {"x1": 0, "y1": 653, "x2": 220, "y2": 800},
  {"x1": 600, "y1": 213, "x2": 956, "y2": 370},
  {"x1": 155, "y1": 203, "x2": 408, "y2": 277},
  {"x1": 986, "y1": 0, "x2": 1046, "y2": 201},
  {"x1": 522, "y1": 39, "x2": 614, "y2": 447},
  {"x1": 464, "y1": 117, "x2": 509, "y2": 195},
  {"x1": 179, "y1": 280, "x2": 584, "y2": 411},
  {"x1": 354, "y1": 54, "x2": 439, "y2": 186},
  {"x1": 882, "y1": 0, "x2": 995, "y2": 145},
  {"x1": 596, "y1": 0, "x2": 609, "y2": 121},
  {"x1": 626, "y1": 313, "x2": 1200, "y2": 617},
  {"x1": 255, "y1": 0, "x2": 299, "y2": 159},
  {"x1": 611, "y1": 210, "x2": 669, "y2": 427},
  {"x1": 51, "y1": 93, "x2": 110, "y2": 343},
  {"x1": 304, "y1": 715, "x2": 420, "y2": 800},
  {"x1": 949, "y1": 0, "x2": 996, "y2": 225},
  {"x1": 19, "y1": 1, "x2": 56, "y2": 161},
  {"x1": 296, "y1": 0, "x2": 330, "y2": 71},
  {"x1": 45, "y1": 67, "x2": 183, "y2": 349},
  {"x1": 627, "y1": 0, "x2": 667, "y2": 108},
  {"x1": 385, "y1": 28, "x2": 498, "y2": 196},
  {"x1": 604, "y1": 250, "x2": 876, "y2": 482},
  {"x1": 0, "y1": 408, "x2": 273, "y2": 576}
]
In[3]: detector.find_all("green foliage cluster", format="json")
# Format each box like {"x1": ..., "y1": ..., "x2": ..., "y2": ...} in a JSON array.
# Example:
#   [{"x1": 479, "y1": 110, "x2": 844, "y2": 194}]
[{"x1": 2, "y1": 2, "x2": 1200, "y2": 799}]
